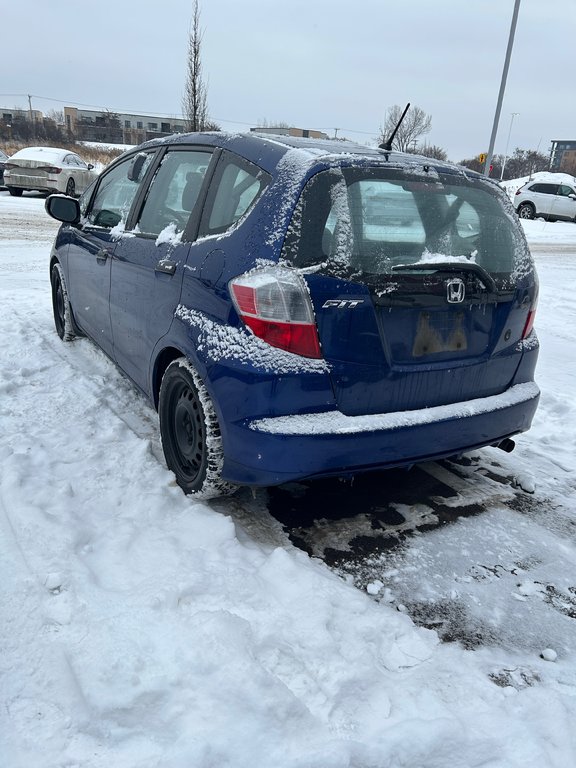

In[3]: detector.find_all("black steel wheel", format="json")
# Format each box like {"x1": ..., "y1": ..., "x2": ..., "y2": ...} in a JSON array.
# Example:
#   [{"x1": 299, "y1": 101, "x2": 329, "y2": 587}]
[
  {"x1": 159, "y1": 359, "x2": 233, "y2": 498},
  {"x1": 65, "y1": 177, "x2": 76, "y2": 197},
  {"x1": 517, "y1": 202, "x2": 535, "y2": 220},
  {"x1": 50, "y1": 263, "x2": 77, "y2": 341}
]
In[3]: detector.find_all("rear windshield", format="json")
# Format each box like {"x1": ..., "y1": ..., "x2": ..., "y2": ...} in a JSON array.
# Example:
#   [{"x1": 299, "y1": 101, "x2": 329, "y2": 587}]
[{"x1": 282, "y1": 165, "x2": 533, "y2": 288}]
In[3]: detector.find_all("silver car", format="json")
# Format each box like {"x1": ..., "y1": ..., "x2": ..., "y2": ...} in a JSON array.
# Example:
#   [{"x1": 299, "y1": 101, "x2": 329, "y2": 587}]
[{"x1": 3, "y1": 146, "x2": 97, "y2": 197}]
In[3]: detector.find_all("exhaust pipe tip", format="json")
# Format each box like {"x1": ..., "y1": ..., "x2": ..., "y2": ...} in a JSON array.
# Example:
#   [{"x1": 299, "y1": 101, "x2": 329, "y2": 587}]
[{"x1": 497, "y1": 438, "x2": 516, "y2": 453}]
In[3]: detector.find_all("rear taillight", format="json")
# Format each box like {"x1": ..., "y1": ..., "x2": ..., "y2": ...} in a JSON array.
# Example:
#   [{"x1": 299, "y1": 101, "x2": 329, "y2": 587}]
[
  {"x1": 4, "y1": 162, "x2": 18, "y2": 170},
  {"x1": 522, "y1": 290, "x2": 538, "y2": 339},
  {"x1": 38, "y1": 166, "x2": 62, "y2": 174},
  {"x1": 230, "y1": 268, "x2": 322, "y2": 359},
  {"x1": 522, "y1": 308, "x2": 537, "y2": 339}
]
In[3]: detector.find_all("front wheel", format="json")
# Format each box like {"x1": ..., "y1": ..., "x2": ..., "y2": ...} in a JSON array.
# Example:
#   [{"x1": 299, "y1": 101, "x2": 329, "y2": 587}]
[
  {"x1": 65, "y1": 177, "x2": 76, "y2": 197},
  {"x1": 159, "y1": 358, "x2": 234, "y2": 498},
  {"x1": 50, "y1": 263, "x2": 77, "y2": 341},
  {"x1": 517, "y1": 202, "x2": 535, "y2": 220}
]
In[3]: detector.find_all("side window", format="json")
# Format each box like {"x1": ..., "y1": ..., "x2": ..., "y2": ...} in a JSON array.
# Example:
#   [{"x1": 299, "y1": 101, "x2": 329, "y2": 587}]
[
  {"x1": 87, "y1": 152, "x2": 154, "y2": 229},
  {"x1": 200, "y1": 156, "x2": 269, "y2": 236},
  {"x1": 532, "y1": 184, "x2": 558, "y2": 195},
  {"x1": 136, "y1": 149, "x2": 211, "y2": 236},
  {"x1": 558, "y1": 185, "x2": 575, "y2": 197}
]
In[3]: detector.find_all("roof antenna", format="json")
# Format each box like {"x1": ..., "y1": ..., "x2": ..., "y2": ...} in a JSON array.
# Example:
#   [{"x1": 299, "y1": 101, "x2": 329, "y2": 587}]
[{"x1": 379, "y1": 102, "x2": 410, "y2": 151}]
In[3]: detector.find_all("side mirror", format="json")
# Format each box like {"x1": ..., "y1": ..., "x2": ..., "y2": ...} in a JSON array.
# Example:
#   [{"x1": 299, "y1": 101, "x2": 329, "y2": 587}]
[
  {"x1": 87, "y1": 163, "x2": 95, "y2": 170},
  {"x1": 45, "y1": 194, "x2": 81, "y2": 225}
]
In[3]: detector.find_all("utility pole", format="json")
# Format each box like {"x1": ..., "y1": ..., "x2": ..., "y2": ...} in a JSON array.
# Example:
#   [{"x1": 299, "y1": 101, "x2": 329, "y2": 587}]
[
  {"x1": 28, "y1": 94, "x2": 35, "y2": 138},
  {"x1": 484, "y1": 0, "x2": 521, "y2": 176},
  {"x1": 500, "y1": 112, "x2": 519, "y2": 181}
]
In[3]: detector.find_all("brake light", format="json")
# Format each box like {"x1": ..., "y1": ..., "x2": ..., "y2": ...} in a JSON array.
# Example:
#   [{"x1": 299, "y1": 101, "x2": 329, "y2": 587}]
[
  {"x1": 522, "y1": 308, "x2": 536, "y2": 339},
  {"x1": 38, "y1": 166, "x2": 63, "y2": 174},
  {"x1": 230, "y1": 268, "x2": 322, "y2": 359},
  {"x1": 522, "y1": 291, "x2": 538, "y2": 339},
  {"x1": 4, "y1": 162, "x2": 18, "y2": 169}
]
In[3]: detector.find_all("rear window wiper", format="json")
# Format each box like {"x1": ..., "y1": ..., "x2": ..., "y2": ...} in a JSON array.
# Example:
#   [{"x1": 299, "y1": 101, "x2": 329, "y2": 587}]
[{"x1": 392, "y1": 261, "x2": 498, "y2": 294}]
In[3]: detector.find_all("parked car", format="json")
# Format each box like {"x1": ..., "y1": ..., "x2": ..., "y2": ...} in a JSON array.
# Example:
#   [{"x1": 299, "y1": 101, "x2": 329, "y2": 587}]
[
  {"x1": 0, "y1": 148, "x2": 9, "y2": 188},
  {"x1": 515, "y1": 179, "x2": 576, "y2": 221},
  {"x1": 45, "y1": 132, "x2": 540, "y2": 497},
  {"x1": 3, "y1": 146, "x2": 97, "y2": 197}
]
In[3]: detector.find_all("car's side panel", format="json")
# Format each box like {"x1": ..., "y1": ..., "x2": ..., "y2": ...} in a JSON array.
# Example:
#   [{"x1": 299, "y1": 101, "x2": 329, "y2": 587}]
[
  {"x1": 109, "y1": 236, "x2": 191, "y2": 393},
  {"x1": 66, "y1": 226, "x2": 116, "y2": 358}
]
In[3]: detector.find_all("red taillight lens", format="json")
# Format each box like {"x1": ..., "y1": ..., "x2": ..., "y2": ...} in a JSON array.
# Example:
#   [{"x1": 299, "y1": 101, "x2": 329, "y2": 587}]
[
  {"x1": 522, "y1": 308, "x2": 536, "y2": 339},
  {"x1": 38, "y1": 166, "x2": 63, "y2": 174},
  {"x1": 522, "y1": 290, "x2": 538, "y2": 339},
  {"x1": 230, "y1": 268, "x2": 322, "y2": 359}
]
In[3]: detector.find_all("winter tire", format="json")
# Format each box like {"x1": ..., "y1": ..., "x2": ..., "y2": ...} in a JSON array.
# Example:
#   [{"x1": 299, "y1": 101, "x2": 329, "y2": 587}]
[
  {"x1": 50, "y1": 263, "x2": 78, "y2": 341},
  {"x1": 65, "y1": 177, "x2": 76, "y2": 197},
  {"x1": 517, "y1": 202, "x2": 535, "y2": 220},
  {"x1": 159, "y1": 358, "x2": 234, "y2": 498},
  {"x1": 8, "y1": 187, "x2": 23, "y2": 197}
]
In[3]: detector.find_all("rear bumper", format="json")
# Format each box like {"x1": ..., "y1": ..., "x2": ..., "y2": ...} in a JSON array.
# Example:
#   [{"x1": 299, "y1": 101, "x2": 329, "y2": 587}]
[
  {"x1": 221, "y1": 382, "x2": 540, "y2": 486},
  {"x1": 4, "y1": 173, "x2": 57, "y2": 192}
]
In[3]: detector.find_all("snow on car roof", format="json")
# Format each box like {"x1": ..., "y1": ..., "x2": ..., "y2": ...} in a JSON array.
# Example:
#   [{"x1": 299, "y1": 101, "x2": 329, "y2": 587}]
[{"x1": 10, "y1": 146, "x2": 72, "y2": 161}]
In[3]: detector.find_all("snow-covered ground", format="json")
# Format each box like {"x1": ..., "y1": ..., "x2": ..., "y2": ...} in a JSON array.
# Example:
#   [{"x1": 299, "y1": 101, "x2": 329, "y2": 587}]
[{"x1": 1, "y1": 191, "x2": 576, "y2": 767}]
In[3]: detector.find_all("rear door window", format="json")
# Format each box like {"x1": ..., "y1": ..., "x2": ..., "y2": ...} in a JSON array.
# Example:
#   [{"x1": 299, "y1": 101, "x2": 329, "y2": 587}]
[
  {"x1": 136, "y1": 149, "x2": 212, "y2": 236},
  {"x1": 529, "y1": 183, "x2": 559, "y2": 195},
  {"x1": 199, "y1": 153, "x2": 270, "y2": 236}
]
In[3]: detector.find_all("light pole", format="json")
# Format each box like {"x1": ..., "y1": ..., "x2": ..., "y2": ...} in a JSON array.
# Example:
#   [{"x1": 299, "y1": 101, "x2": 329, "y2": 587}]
[
  {"x1": 500, "y1": 112, "x2": 519, "y2": 180},
  {"x1": 484, "y1": 0, "x2": 521, "y2": 176}
]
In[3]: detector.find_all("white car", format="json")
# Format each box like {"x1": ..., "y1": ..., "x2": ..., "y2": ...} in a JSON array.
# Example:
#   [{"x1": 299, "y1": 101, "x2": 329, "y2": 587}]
[
  {"x1": 3, "y1": 146, "x2": 98, "y2": 197},
  {"x1": 515, "y1": 180, "x2": 576, "y2": 222}
]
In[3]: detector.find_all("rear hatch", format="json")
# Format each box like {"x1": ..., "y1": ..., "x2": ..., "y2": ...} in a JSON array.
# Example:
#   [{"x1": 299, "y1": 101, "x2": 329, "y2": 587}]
[{"x1": 282, "y1": 163, "x2": 537, "y2": 416}]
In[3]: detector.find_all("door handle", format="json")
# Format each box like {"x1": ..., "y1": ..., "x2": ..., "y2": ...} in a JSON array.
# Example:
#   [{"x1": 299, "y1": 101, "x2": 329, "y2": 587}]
[
  {"x1": 155, "y1": 259, "x2": 177, "y2": 276},
  {"x1": 96, "y1": 248, "x2": 111, "y2": 262}
]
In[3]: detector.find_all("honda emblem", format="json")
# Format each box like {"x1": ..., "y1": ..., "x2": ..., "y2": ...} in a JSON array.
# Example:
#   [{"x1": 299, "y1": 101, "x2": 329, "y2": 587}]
[{"x1": 446, "y1": 278, "x2": 466, "y2": 304}]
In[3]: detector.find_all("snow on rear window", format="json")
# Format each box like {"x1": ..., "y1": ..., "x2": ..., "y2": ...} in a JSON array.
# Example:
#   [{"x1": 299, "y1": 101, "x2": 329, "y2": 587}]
[{"x1": 282, "y1": 166, "x2": 534, "y2": 288}]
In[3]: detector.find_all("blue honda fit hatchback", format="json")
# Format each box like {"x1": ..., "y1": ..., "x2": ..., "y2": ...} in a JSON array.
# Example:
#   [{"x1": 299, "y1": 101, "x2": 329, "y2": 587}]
[{"x1": 46, "y1": 132, "x2": 539, "y2": 497}]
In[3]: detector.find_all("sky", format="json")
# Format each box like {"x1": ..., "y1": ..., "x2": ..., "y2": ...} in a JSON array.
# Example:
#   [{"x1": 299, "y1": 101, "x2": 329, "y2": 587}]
[{"x1": 1, "y1": 0, "x2": 575, "y2": 162}]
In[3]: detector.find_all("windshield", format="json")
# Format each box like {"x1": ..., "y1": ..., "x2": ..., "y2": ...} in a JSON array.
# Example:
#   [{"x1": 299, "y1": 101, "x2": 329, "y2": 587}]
[{"x1": 282, "y1": 166, "x2": 533, "y2": 289}]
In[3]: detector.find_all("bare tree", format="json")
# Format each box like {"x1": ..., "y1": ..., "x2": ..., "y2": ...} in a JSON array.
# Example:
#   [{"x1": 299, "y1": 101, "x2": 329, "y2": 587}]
[
  {"x1": 412, "y1": 143, "x2": 448, "y2": 162},
  {"x1": 182, "y1": 0, "x2": 209, "y2": 132},
  {"x1": 379, "y1": 105, "x2": 432, "y2": 153}
]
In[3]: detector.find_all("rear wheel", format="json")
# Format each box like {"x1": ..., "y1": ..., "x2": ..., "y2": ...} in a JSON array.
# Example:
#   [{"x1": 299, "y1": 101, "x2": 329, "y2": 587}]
[
  {"x1": 65, "y1": 177, "x2": 76, "y2": 197},
  {"x1": 8, "y1": 187, "x2": 23, "y2": 197},
  {"x1": 517, "y1": 202, "x2": 535, "y2": 220},
  {"x1": 50, "y1": 263, "x2": 77, "y2": 341},
  {"x1": 159, "y1": 358, "x2": 234, "y2": 498}
]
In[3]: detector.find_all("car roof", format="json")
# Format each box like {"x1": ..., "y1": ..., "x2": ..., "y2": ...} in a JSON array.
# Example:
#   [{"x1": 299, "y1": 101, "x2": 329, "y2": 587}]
[
  {"x1": 141, "y1": 131, "x2": 475, "y2": 180},
  {"x1": 10, "y1": 146, "x2": 74, "y2": 162}
]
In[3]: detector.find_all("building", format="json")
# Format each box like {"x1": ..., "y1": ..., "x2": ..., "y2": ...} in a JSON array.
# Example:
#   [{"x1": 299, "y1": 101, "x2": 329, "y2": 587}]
[
  {"x1": 64, "y1": 107, "x2": 188, "y2": 145},
  {"x1": 549, "y1": 140, "x2": 576, "y2": 173},
  {"x1": 1, "y1": 107, "x2": 45, "y2": 139},
  {"x1": 250, "y1": 126, "x2": 329, "y2": 140}
]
